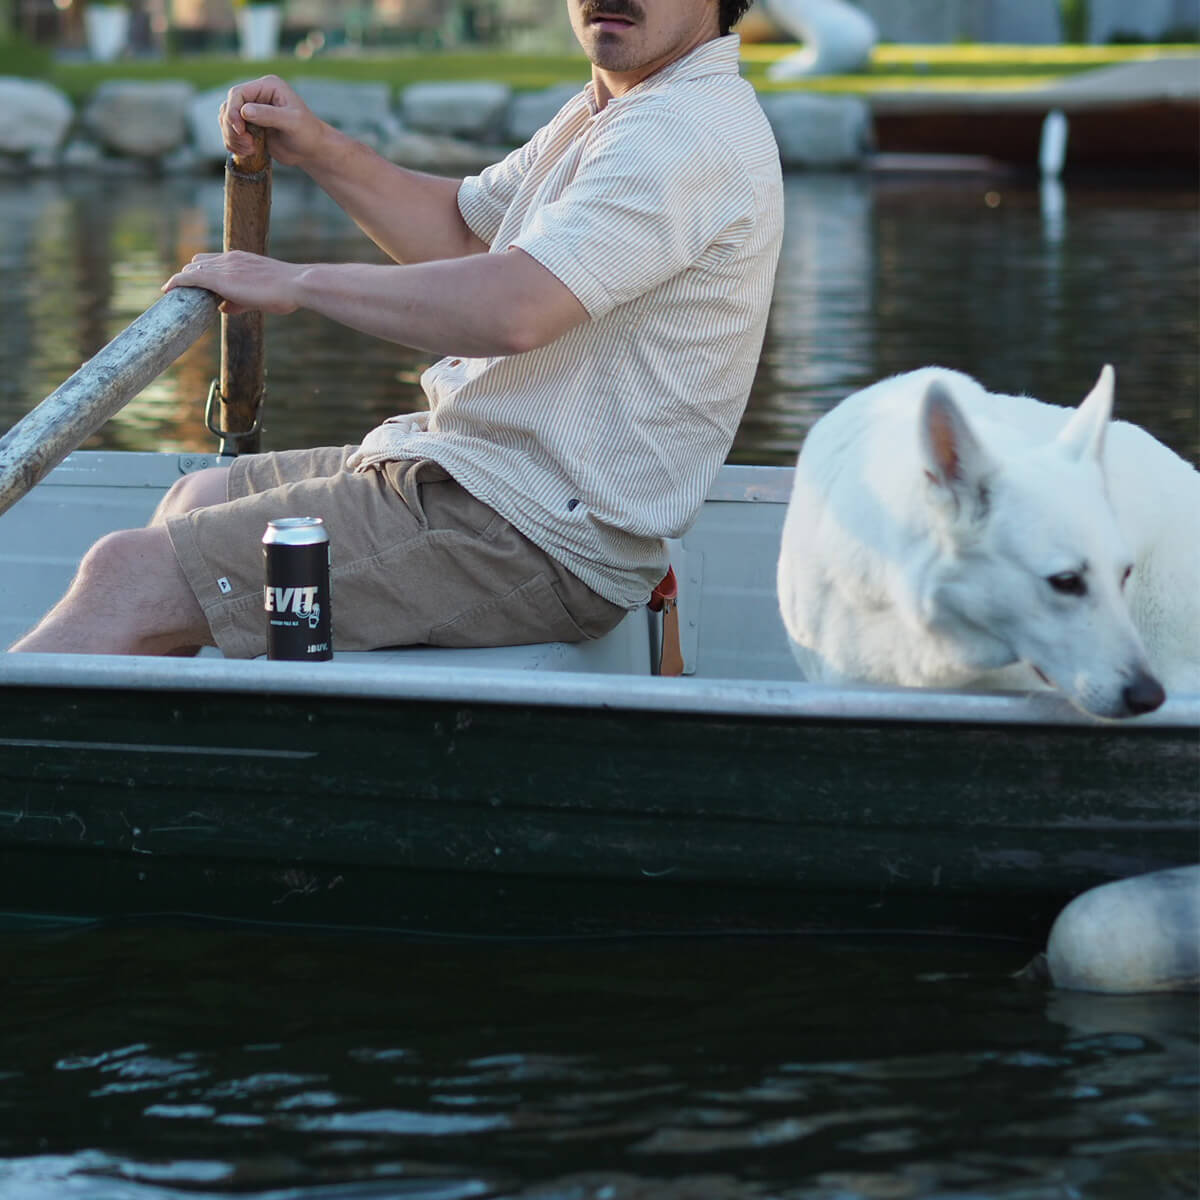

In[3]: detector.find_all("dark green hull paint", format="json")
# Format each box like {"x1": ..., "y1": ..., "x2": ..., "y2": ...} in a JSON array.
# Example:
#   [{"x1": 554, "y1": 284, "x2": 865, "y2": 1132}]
[{"x1": 0, "y1": 685, "x2": 1195, "y2": 943}]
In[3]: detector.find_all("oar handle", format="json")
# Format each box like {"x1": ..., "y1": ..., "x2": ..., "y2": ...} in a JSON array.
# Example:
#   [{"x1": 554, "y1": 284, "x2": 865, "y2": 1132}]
[{"x1": 0, "y1": 288, "x2": 219, "y2": 520}]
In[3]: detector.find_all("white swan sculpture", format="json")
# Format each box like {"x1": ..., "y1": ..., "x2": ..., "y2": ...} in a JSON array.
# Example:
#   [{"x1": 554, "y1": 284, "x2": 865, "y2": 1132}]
[{"x1": 763, "y1": 0, "x2": 878, "y2": 79}]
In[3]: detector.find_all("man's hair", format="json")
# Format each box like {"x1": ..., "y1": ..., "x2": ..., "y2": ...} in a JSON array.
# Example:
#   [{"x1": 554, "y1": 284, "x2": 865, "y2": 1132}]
[{"x1": 720, "y1": 0, "x2": 754, "y2": 36}]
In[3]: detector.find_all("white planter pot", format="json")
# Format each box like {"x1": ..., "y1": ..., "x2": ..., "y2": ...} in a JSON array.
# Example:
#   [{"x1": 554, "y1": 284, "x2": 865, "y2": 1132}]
[
  {"x1": 237, "y1": 5, "x2": 282, "y2": 61},
  {"x1": 84, "y1": 5, "x2": 131, "y2": 62}
]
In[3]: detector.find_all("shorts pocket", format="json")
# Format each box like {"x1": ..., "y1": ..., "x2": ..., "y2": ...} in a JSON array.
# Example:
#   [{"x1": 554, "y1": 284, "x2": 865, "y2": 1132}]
[
  {"x1": 386, "y1": 460, "x2": 505, "y2": 541},
  {"x1": 428, "y1": 572, "x2": 589, "y2": 648}
]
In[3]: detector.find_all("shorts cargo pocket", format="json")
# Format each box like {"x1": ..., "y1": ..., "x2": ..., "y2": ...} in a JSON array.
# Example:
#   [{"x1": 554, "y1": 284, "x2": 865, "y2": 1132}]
[
  {"x1": 386, "y1": 460, "x2": 506, "y2": 541},
  {"x1": 428, "y1": 572, "x2": 589, "y2": 648}
]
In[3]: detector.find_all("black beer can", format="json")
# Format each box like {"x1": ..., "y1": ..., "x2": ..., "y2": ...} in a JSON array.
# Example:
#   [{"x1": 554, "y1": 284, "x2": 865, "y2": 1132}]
[{"x1": 263, "y1": 517, "x2": 332, "y2": 661}]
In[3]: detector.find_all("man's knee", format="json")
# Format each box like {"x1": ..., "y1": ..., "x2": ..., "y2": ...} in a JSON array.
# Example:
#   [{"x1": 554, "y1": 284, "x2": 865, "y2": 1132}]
[
  {"x1": 153, "y1": 466, "x2": 231, "y2": 524},
  {"x1": 77, "y1": 527, "x2": 208, "y2": 641},
  {"x1": 79, "y1": 527, "x2": 165, "y2": 588}
]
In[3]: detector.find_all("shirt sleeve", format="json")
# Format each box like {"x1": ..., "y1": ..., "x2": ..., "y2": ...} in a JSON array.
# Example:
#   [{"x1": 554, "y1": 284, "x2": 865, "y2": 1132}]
[
  {"x1": 457, "y1": 93, "x2": 584, "y2": 247},
  {"x1": 507, "y1": 99, "x2": 755, "y2": 319}
]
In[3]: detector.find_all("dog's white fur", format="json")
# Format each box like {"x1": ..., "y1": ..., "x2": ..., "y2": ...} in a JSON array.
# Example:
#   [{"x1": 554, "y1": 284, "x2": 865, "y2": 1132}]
[{"x1": 777, "y1": 366, "x2": 1200, "y2": 718}]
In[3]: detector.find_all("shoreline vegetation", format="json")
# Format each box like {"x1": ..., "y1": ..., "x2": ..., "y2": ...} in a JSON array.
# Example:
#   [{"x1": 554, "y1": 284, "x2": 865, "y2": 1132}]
[{"x1": 2, "y1": 41, "x2": 1197, "y2": 105}]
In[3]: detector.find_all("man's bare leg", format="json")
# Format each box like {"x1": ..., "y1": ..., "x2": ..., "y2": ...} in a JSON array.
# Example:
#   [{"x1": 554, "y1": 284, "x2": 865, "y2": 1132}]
[{"x1": 9, "y1": 466, "x2": 232, "y2": 656}]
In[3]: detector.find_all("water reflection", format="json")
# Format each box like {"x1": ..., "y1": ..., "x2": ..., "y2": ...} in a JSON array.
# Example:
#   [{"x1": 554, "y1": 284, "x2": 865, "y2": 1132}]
[{"x1": 0, "y1": 171, "x2": 1196, "y2": 467}]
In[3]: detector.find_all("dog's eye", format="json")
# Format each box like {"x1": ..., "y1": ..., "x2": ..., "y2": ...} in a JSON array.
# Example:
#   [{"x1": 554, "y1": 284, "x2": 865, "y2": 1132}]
[
  {"x1": 1121, "y1": 566, "x2": 1133, "y2": 588},
  {"x1": 1048, "y1": 572, "x2": 1087, "y2": 597}
]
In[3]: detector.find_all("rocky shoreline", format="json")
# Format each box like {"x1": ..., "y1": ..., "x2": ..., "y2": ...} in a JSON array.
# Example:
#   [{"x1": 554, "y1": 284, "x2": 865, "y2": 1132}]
[{"x1": 0, "y1": 75, "x2": 873, "y2": 175}]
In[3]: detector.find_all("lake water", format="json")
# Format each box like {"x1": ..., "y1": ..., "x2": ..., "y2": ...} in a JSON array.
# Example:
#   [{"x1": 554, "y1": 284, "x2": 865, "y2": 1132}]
[
  {"x1": 0, "y1": 169, "x2": 1197, "y2": 1197},
  {"x1": 0, "y1": 170, "x2": 1197, "y2": 464},
  {"x1": 1, "y1": 926, "x2": 1197, "y2": 1199}
]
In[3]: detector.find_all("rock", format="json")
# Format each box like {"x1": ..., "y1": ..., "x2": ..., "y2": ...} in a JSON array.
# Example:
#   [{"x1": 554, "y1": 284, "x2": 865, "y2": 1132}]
[
  {"x1": 84, "y1": 81, "x2": 195, "y2": 158},
  {"x1": 162, "y1": 144, "x2": 201, "y2": 174},
  {"x1": 1046, "y1": 865, "x2": 1200, "y2": 994},
  {"x1": 293, "y1": 79, "x2": 396, "y2": 142},
  {"x1": 759, "y1": 93, "x2": 873, "y2": 168},
  {"x1": 188, "y1": 85, "x2": 236, "y2": 166},
  {"x1": 505, "y1": 84, "x2": 582, "y2": 144},
  {"x1": 60, "y1": 138, "x2": 106, "y2": 170},
  {"x1": 0, "y1": 78, "x2": 74, "y2": 158},
  {"x1": 380, "y1": 127, "x2": 509, "y2": 172},
  {"x1": 402, "y1": 81, "x2": 513, "y2": 141}
]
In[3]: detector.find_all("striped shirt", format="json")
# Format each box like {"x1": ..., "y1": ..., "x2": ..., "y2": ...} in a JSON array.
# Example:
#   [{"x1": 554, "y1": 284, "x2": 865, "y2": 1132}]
[{"x1": 359, "y1": 35, "x2": 783, "y2": 607}]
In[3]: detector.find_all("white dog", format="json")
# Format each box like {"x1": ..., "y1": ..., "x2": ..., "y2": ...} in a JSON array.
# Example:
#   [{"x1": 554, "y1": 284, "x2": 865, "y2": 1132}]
[{"x1": 777, "y1": 366, "x2": 1200, "y2": 719}]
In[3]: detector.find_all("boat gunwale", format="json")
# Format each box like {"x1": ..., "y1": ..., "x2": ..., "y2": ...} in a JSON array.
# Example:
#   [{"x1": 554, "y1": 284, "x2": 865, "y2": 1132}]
[{"x1": 1, "y1": 652, "x2": 1197, "y2": 731}]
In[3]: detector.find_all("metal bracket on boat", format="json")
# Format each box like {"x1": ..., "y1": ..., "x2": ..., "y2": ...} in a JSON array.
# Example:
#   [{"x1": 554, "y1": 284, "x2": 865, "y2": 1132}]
[{"x1": 205, "y1": 378, "x2": 264, "y2": 446}]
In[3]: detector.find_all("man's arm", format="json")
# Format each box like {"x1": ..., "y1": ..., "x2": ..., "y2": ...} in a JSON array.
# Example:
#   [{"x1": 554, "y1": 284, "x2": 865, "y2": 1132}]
[
  {"x1": 163, "y1": 247, "x2": 589, "y2": 359},
  {"x1": 222, "y1": 76, "x2": 487, "y2": 265}
]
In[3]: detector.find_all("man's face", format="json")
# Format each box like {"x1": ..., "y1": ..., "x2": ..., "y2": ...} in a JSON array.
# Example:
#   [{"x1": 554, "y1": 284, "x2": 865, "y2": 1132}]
[{"x1": 569, "y1": 0, "x2": 721, "y2": 93}]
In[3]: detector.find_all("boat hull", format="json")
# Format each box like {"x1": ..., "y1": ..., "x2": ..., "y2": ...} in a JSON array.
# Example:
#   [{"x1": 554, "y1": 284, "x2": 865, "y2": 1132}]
[{"x1": 1, "y1": 666, "x2": 1194, "y2": 943}]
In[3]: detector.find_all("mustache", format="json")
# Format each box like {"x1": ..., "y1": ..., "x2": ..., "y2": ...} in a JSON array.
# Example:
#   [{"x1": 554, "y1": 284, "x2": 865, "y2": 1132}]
[{"x1": 580, "y1": 0, "x2": 644, "y2": 21}]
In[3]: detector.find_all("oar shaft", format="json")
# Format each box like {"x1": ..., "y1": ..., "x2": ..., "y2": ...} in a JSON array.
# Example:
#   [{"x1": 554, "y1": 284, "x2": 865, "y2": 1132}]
[
  {"x1": 218, "y1": 129, "x2": 272, "y2": 455},
  {"x1": 0, "y1": 287, "x2": 219, "y2": 519}
]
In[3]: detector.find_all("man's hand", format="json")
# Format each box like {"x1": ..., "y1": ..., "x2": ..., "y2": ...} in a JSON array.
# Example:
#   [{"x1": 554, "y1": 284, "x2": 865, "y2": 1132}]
[
  {"x1": 221, "y1": 76, "x2": 326, "y2": 168},
  {"x1": 162, "y1": 251, "x2": 303, "y2": 316}
]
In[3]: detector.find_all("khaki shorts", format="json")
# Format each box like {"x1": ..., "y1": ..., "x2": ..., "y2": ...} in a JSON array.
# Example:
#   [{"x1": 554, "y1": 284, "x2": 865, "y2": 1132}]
[{"x1": 166, "y1": 447, "x2": 626, "y2": 659}]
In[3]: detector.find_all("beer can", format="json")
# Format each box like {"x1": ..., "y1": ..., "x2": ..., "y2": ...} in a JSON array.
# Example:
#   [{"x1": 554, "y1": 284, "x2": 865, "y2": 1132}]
[{"x1": 262, "y1": 517, "x2": 332, "y2": 661}]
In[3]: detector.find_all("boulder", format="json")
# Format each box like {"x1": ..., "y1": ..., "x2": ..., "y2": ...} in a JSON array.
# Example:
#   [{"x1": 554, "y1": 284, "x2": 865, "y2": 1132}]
[
  {"x1": 381, "y1": 127, "x2": 510, "y2": 172},
  {"x1": 0, "y1": 78, "x2": 74, "y2": 158},
  {"x1": 188, "y1": 85, "x2": 235, "y2": 165},
  {"x1": 505, "y1": 84, "x2": 583, "y2": 145},
  {"x1": 293, "y1": 79, "x2": 406, "y2": 156},
  {"x1": 292, "y1": 79, "x2": 395, "y2": 136},
  {"x1": 84, "y1": 81, "x2": 195, "y2": 158},
  {"x1": 759, "y1": 93, "x2": 873, "y2": 168},
  {"x1": 402, "y1": 81, "x2": 513, "y2": 141}
]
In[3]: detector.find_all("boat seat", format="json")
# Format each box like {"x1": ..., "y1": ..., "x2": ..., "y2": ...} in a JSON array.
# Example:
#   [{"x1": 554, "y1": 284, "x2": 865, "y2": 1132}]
[
  {"x1": 194, "y1": 608, "x2": 652, "y2": 673},
  {"x1": 336, "y1": 607, "x2": 655, "y2": 675}
]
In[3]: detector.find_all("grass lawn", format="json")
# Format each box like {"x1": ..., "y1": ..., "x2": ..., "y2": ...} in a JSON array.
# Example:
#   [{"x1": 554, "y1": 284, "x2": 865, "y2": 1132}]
[{"x1": 24, "y1": 41, "x2": 1200, "y2": 105}]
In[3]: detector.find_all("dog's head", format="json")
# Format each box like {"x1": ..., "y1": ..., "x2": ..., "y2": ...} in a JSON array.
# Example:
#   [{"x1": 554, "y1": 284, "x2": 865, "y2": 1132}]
[{"x1": 918, "y1": 365, "x2": 1164, "y2": 719}]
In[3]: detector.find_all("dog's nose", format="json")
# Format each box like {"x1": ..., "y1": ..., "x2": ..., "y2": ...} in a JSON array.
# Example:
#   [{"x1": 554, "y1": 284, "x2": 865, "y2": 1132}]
[{"x1": 1124, "y1": 672, "x2": 1166, "y2": 716}]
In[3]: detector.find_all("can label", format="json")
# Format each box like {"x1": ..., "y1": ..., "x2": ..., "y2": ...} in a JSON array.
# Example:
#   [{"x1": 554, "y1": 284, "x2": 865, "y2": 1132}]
[{"x1": 263, "y1": 518, "x2": 332, "y2": 661}]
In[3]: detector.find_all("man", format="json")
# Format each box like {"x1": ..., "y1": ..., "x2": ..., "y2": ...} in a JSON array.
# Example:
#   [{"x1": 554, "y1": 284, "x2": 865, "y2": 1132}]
[{"x1": 11, "y1": 0, "x2": 782, "y2": 657}]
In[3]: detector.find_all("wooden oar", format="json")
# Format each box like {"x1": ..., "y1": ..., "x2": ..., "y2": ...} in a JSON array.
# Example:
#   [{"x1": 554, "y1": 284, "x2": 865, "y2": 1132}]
[
  {"x1": 215, "y1": 128, "x2": 272, "y2": 455},
  {"x1": 0, "y1": 286, "x2": 219, "y2": 520}
]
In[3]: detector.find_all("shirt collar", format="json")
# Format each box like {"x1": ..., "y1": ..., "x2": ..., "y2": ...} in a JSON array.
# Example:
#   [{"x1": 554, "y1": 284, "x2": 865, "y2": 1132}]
[{"x1": 584, "y1": 34, "x2": 741, "y2": 113}]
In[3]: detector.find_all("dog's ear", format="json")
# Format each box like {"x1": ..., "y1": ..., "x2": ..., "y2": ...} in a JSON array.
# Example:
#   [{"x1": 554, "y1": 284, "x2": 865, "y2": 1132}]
[
  {"x1": 920, "y1": 380, "x2": 995, "y2": 522},
  {"x1": 1056, "y1": 364, "x2": 1114, "y2": 463}
]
